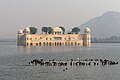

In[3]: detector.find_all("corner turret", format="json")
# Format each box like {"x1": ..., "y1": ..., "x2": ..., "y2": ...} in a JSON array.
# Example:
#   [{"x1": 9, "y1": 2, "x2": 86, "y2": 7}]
[
  {"x1": 24, "y1": 27, "x2": 30, "y2": 34},
  {"x1": 83, "y1": 27, "x2": 91, "y2": 47},
  {"x1": 17, "y1": 29, "x2": 23, "y2": 45},
  {"x1": 84, "y1": 27, "x2": 91, "y2": 33}
]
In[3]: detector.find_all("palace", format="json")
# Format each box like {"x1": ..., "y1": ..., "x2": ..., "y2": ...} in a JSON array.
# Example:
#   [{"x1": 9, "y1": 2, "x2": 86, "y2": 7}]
[{"x1": 17, "y1": 27, "x2": 91, "y2": 47}]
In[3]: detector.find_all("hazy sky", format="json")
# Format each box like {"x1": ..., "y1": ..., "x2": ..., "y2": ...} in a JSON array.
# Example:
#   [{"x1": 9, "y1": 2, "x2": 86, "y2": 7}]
[{"x1": 1, "y1": 0, "x2": 120, "y2": 37}]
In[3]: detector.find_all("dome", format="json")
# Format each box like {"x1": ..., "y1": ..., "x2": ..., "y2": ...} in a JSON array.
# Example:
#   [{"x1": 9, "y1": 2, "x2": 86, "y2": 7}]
[
  {"x1": 53, "y1": 27, "x2": 63, "y2": 32},
  {"x1": 25, "y1": 27, "x2": 30, "y2": 32},
  {"x1": 18, "y1": 29, "x2": 23, "y2": 34},
  {"x1": 85, "y1": 27, "x2": 91, "y2": 33},
  {"x1": 24, "y1": 27, "x2": 30, "y2": 34}
]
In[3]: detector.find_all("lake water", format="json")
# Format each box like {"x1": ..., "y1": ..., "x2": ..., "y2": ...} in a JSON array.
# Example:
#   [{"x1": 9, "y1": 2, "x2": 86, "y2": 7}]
[{"x1": 0, "y1": 41, "x2": 120, "y2": 80}]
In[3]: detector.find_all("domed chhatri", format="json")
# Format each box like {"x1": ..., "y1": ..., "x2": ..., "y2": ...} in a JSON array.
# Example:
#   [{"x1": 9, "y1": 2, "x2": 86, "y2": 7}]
[
  {"x1": 53, "y1": 27, "x2": 63, "y2": 34},
  {"x1": 17, "y1": 26, "x2": 91, "y2": 47},
  {"x1": 24, "y1": 27, "x2": 30, "y2": 34},
  {"x1": 85, "y1": 27, "x2": 91, "y2": 33},
  {"x1": 18, "y1": 29, "x2": 23, "y2": 34}
]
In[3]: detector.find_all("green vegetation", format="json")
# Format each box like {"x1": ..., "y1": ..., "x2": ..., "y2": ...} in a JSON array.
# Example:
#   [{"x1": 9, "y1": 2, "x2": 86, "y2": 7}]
[
  {"x1": 29, "y1": 27, "x2": 37, "y2": 34},
  {"x1": 68, "y1": 27, "x2": 80, "y2": 34},
  {"x1": 41, "y1": 27, "x2": 53, "y2": 34},
  {"x1": 71, "y1": 27, "x2": 80, "y2": 34},
  {"x1": 48, "y1": 27, "x2": 53, "y2": 34},
  {"x1": 41, "y1": 27, "x2": 48, "y2": 33}
]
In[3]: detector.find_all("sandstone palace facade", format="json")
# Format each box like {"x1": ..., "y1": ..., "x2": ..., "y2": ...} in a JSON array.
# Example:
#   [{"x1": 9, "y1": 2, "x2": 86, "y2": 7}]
[{"x1": 17, "y1": 27, "x2": 91, "y2": 47}]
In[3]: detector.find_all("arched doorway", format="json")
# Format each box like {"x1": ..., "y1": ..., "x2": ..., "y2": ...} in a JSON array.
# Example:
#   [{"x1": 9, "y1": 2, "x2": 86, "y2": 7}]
[
  {"x1": 75, "y1": 42, "x2": 77, "y2": 46},
  {"x1": 57, "y1": 42, "x2": 59, "y2": 46},
  {"x1": 36, "y1": 43, "x2": 38, "y2": 46},
  {"x1": 68, "y1": 42, "x2": 70, "y2": 46},
  {"x1": 60, "y1": 42, "x2": 62, "y2": 46},
  {"x1": 65, "y1": 42, "x2": 67, "y2": 46},
  {"x1": 46, "y1": 42, "x2": 48, "y2": 46},
  {"x1": 43, "y1": 42, "x2": 45, "y2": 46},
  {"x1": 71, "y1": 42, "x2": 73, "y2": 46},
  {"x1": 49, "y1": 42, "x2": 52, "y2": 46},
  {"x1": 55, "y1": 42, "x2": 57, "y2": 46},
  {"x1": 39, "y1": 42, "x2": 41, "y2": 46}
]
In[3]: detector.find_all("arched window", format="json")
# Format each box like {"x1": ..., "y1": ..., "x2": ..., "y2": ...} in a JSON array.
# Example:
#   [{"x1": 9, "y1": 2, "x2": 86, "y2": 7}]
[
  {"x1": 65, "y1": 42, "x2": 67, "y2": 46},
  {"x1": 39, "y1": 42, "x2": 41, "y2": 46},
  {"x1": 71, "y1": 42, "x2": 73, "y2": 46},
  {"x1": 36, "y1": 43, "x2": 38, "y2": 46},
  {"x1": 27, "y1": 43, "x2": 29, "y2": 46},
  {"x1": 30, "y1": 43, "x2": 33, "y2": 45},
  {"x1": 46, "y1": 42, "x2": 48, "y2": 46},
  {"x1": 68, "y1": 42, "x2": 70, "y2": 46},
  {"x1": 27, "y1": 38, "x2": 29, "y2": 40},
  {"x1": 52, "y1": 43, "x2": 54, "y2": 46},
  {"x1": 60, "y1": 42, "x2": 62, "y2": 46},
  {"x1": 55, "y1": 42, "x2": 57, "y2": 46},
  {"x1": 57, "y1": 42, "x2": 59, "y2": 46},
  {"x1": 49, "y1": 42, "x2": 52, "y2": 46},
  {"x1": 75, "y1": 42, "x2": 77, "y2": 46},
  {"x1": 43, "y1": 42, "x2": 45, "y2": 46}
]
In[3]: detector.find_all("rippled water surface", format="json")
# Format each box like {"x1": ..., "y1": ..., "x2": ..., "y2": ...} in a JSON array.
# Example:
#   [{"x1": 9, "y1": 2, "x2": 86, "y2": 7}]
[{"x1": 0, "y1": 42, "x2": 120, "y2": 80}]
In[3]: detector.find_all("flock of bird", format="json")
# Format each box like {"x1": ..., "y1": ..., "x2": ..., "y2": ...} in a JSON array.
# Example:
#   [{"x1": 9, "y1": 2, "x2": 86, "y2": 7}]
[{"x1": 28, "y1": 58, "x2": 119, "y2": 67}]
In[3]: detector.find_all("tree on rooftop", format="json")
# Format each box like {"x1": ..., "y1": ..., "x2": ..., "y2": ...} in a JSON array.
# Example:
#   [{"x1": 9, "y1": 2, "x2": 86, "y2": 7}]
[
  {"x1": 41, "y1": 27, "x2": 48, "y2": 33},
  {"x1": 71, "y1": 27, "x2": 80, "y2": 34},
  {"x1": 48, "y1": 27, "x2": 53, "y2": 34},
  {"x1": 29, "y1": 27, "x2": 37, "y2": 34},
  {"x1": 41, "y1": 27, "x2": 53, "y2": 34}
]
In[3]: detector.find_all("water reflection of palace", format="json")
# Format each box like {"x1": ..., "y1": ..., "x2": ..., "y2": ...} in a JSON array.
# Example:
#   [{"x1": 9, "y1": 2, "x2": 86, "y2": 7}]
[{"x1": 17, "y1": 27, "x2": 91, "y2": 47}]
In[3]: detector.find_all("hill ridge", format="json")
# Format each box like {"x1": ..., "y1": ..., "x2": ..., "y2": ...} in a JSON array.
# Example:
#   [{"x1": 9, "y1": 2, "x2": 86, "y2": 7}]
[{"x1": 79, "y1": 11, "x2": 120, "y2": 38}]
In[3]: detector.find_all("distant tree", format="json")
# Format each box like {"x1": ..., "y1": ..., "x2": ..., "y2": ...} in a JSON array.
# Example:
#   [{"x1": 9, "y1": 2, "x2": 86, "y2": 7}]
[
  {"x1": 29, "y1": 27, "x2": 37, "y2": 34},
  {"x1": 59, "y1": 26, "x2": 65, "y2": 34},
  {"x1": 48, "y1": 27, "x2": 53, "y2": 34},
  {"x1": 71, "y1": 27, "x2": 80, "y2": 34},
  {"x1": 41, "y1": 27, "x2": 48, "y2": 33},
  {"x1": 41, "y1": 27, "x2": 53, "y2": 34}
]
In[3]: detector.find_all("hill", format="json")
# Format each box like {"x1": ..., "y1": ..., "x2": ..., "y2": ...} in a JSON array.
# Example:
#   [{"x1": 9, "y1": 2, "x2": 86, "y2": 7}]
[{"x1": 79, "y1": 11, "x2": 120, "y2": 38}]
